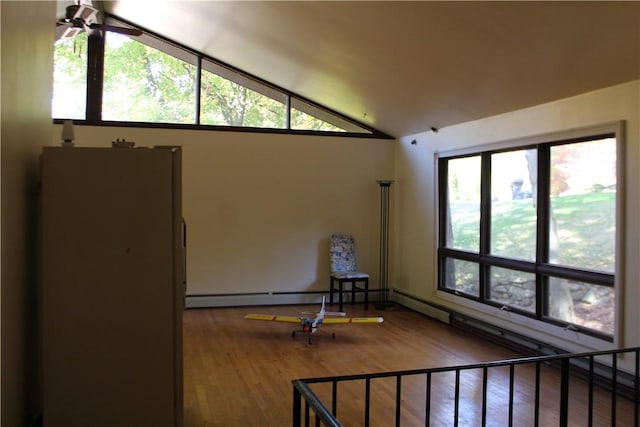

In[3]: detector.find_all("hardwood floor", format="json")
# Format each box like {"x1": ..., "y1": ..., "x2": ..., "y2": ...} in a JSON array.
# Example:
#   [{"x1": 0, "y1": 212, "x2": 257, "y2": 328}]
[{"x1": 183, "y1": 302, "x2": 637, "y2": 426}]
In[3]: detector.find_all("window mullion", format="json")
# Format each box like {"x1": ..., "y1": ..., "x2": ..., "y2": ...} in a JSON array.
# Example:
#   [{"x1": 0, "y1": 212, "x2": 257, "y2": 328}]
[
  {"x1": 437, "y1": 158, "x2": 449, "y2": 289},
  {"x1": 285, "y1": 94, "x2": 291, "y2": 129},
  {"x1": 535, "y1": 145, "x2": 550, "y2": 319},
  {"x1": 438, "y1": 158, "x2": 449, "y2": 249},
  {"x1": 479, "y1": 153, "x2": 492, "y2": 301},
  {"x1": 195, "y1": 56, "x2": 202, "y2": 125},
  {"x1": 86, "y1": 32, "x2": 105, "y2": 122}
]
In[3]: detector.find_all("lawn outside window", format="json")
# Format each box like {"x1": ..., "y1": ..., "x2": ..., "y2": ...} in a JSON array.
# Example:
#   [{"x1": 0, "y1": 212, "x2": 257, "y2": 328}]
[{"x1": 437, "y1": 122, "x2": 624, "y2": 342}]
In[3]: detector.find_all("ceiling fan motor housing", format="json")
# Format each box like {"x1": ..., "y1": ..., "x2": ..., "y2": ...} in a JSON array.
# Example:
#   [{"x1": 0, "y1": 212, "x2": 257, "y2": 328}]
[{"x1": 65, "y1": 4, "x2": 98, "y2": 24}]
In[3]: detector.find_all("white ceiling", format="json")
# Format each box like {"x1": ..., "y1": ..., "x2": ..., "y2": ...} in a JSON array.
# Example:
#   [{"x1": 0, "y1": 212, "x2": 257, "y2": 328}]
[{"x1": 98, "y1": 1, "x2": 640, "y2": 137}]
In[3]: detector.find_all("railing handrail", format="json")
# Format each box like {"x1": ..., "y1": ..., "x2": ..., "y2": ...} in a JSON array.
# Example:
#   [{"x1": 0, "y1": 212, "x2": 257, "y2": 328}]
[
  {"x1": 296, "y1": 346, "x2": 639, "y2": 384},
  {"x1": 292, "y1": 380, "x2": 342, "y2": 427},
  {"x1": 292, "y1": 346, "x2": 640, "y2": 427}
]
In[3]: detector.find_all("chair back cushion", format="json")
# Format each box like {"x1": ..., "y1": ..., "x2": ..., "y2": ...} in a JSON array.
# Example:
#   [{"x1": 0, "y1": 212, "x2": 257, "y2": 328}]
[{"x1": 330, "y1": 234, "x2": 357, "y2": 272}]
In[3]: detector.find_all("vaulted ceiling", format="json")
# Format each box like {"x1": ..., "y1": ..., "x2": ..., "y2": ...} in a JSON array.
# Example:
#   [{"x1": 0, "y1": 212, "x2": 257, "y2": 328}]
[{"x1": 93, "y1": 2, "x2": 640, "y2": 137}]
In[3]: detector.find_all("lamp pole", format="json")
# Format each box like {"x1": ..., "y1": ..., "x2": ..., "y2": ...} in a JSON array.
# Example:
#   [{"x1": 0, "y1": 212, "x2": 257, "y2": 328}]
[{"x1": 376, "y1": 180, "x2": 393, "y2": 309}]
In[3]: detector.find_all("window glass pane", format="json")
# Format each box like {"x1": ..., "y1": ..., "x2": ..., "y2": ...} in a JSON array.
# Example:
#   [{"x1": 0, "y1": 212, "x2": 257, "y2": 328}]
[
  {"x1": 291, "y1": 108, "x2": 345, "y2": 132},
  {"x1": 290, "y1": 97, "x2": 369, "y2": 133},
  {"x1": 200, "y1": 61, "x2": 286, "y2": 128},
  {"x1": 446, "y1": 156, "x2": 481, "y2": 252},
  {"x1": 52, "y1": 33, "x2": 88, "y2": 119},
  {"x1": 490, "y1": 150, "x2": 537, "y2": 260},
  {"x1": 546, "y1": 278, "x2": 614, "y2": 335},
  {"x1": 488, "y1": 267, "x2": 535, "y2": 313},
  {"x1": 443, "y1": 258, "x2": 479, "y2": 297},
  {"x1": 102, "y1": 33, "x2": 197, "y2": 123},
  {"x1": 549, "y1": 138, "x2": 616, "y2": 272}
]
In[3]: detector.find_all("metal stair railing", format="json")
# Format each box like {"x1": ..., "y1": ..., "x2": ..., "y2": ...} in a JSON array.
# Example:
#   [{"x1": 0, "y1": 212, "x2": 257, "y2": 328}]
[{"x1": 292, "y1": 347, "x2": 640, "y2": 427}]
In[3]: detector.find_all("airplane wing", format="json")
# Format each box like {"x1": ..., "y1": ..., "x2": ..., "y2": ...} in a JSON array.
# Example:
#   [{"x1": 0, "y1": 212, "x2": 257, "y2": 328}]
[
  {"x1": 245, "y1": 314, "x2": 300, "y2": 324},
  {"x1": 322, "y1": 316, "x2": 384, "y2": 324}
]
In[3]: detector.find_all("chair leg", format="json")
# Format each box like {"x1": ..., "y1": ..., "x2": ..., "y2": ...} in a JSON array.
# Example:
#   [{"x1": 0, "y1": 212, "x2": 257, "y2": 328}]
[
  {"x1": 329, "y1": 276, "x2": 334, "y2": 306},
  {"x1": 338, "y1": 281, "x2": 344, "y2": 312},
  {"x1": 364, "y1": 278, "x2": 369, "y2": 310},
  {"x1": 351, "y1": 281, "x2": 356, "y2": 305}
]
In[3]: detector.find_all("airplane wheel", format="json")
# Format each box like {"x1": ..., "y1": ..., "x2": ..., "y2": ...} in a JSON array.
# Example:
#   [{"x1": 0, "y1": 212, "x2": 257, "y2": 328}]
[
  {"x1": 292, "y1": 331, "x2": 296, "y2": 338},
  {"x1": 308, "y1": 337, "x2": 313, "y2": 345},
  {"x1": 332, "y1": 332, "x2": 336, "y2": 340}
]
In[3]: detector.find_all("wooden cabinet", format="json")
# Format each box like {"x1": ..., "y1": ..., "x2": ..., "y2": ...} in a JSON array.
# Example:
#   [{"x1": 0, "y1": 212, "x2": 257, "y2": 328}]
[{"x1": 41, "y1": 146, "x2": 184, "y2": 427}]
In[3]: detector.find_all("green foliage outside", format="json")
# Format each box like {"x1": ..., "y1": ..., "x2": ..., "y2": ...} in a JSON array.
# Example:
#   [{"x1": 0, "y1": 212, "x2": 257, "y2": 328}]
[
  {"x1": 448, "y1": 191, "x2": 616, "y2": 334},
  {"x1": 52, "y1": 34, "x2": 88, "y2": 119},
  {"x1": 200, "y1": 70, "x2": 284, "y2": 128},
  {"x1": 103, "y1": 34, "x2": 196, "y2": 123},
  {"x1": 451, "y1": 191, "x2": 615, "y2": 270},
  {"x1": 53, "y1": 32, "x2": 344, "y2": 131}
]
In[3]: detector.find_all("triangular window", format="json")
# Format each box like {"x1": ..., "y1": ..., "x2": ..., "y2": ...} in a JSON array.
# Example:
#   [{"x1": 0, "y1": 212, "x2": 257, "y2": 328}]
[{"x1": 52, "y1": 15, "x2": 390, "y2": 138}]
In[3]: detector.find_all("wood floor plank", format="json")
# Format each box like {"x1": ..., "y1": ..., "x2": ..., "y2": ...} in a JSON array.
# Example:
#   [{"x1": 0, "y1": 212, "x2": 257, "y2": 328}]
[{"x1": 183, "y1": 303, "x2": 637, "y2": 426}]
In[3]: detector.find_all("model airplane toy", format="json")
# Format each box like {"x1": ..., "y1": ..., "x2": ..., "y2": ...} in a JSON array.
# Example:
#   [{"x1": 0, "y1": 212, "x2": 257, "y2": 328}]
[{"x1": 245, "y1": 296, "x2": 384, "y2": 344}]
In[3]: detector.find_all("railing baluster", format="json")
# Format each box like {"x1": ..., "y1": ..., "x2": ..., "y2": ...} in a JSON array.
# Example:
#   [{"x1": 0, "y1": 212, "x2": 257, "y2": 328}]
[
  {"x1": 588, "y1": 355, "x2": 594, "y2": 427},
  {"x1": 509, "y1": 365, "x2": 515, "y2": 427},
  {"x1": 454, "y1": 370, "x2": 460, "y2": 427},
  {"x1": 634, "y1": 350, "x2": 640, "y2": 427},
  {"x1": 611, "y1": 354, "x2": 617, "y2": 426},
  {"x1": 425, "y1": 372, "x2": 431, "y2": 427},
  {"x1": 482, "y1": 367, "x2": 488, "y2": 427},
  {"x1": 293, "y1": 385, "x2": 301, "y2": 427},
  {"x1": 534, "y1": 361, "x2": 540, "y2": 427},
  {"x1": 559, "y1": 358, "x2": 569, "y2": 427},
  {"x1": 396, "y1": 375, "x2": 402, "y2": 427},
  {"x1": 365, "y1": 377, "x2": 371, "y2": 427},
  {"x1": 332, "y1": 380, "x2": 338, "y2": 418}
]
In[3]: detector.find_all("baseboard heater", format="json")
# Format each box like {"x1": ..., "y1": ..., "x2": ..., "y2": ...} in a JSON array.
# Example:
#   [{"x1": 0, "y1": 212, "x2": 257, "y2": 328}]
[
  {"x1": 385, "y1": 290, "x2": 637, "y2": 398},
  {"x1": 450, "y1": 312, "x2": 638, "y2": 399}
]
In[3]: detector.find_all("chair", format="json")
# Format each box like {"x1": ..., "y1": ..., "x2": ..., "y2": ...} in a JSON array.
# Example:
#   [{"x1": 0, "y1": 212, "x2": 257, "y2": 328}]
[{"x1": 329, "y1": 234, "x2": 369, "y2": 312}]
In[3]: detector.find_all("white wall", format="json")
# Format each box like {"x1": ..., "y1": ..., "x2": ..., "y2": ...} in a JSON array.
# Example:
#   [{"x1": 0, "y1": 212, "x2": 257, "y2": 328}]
[
  {"x1": 394, "y1": 81, "x2": 640, "y2": 357},
  {"x1": 1, "y1": 2, "x2": 55, "y2": 425},
  {"x1": 52, "y1": 82, "x2": 640, "y2": 356},
  {"x1": 5, "y1": 1, "x2": 635, "y2": 422},
  {"x1": 48, "y1": 126, "x2": 395, "y2": 305}
]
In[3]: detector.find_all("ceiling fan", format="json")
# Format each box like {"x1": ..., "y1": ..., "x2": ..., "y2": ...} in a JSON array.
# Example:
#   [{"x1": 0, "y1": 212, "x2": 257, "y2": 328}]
[{"x1": 56, "y1": 0, "x2": 142, "y2": 39}]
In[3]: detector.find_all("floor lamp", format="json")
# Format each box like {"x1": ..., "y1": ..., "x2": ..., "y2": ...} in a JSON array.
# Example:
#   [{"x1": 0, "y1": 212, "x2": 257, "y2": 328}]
[{"x1": 376, "y1": 180, "x2": 393, "y2": 309}]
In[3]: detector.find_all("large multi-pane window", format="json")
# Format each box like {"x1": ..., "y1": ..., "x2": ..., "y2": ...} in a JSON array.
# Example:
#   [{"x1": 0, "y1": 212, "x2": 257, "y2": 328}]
[
  {"x1": 51, "y1": 16, "x2": 384, "y2": 137},
  {"x1": 438, "y1": 124, "x2": 622, "y2": 341}
]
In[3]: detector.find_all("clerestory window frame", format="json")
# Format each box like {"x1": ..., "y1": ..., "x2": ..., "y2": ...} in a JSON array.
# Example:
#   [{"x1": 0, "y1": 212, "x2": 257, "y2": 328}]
[
  {"x1": 436, "y1": 122, "x2": 625, "y2": 343},
  {"x1": 52, "y1": 14, "x2": 392, "y2": 139}
]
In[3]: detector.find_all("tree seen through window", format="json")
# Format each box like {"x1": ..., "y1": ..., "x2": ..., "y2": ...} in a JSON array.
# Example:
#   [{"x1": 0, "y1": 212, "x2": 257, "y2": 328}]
[{"x1": 52, "y1": 29, "x2": 364, "y2": 134}]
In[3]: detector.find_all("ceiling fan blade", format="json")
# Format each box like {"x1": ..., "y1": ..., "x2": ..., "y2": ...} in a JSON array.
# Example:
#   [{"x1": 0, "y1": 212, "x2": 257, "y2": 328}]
[
  {"x1": 71, "y1": 4, "x2": 97, "y2": 23},
  {"x1": 55, "y1": 23, "x2": 74, "y2": 41},
  {"x1": 61, "y1": 26, "x2": 84, "y2": 40},
  {"x1": 88, "y1": 23, "x2": 143, "y2": 37},
  {"x1": 55, "y1": 20, "x2": 85, "y2": 40}
]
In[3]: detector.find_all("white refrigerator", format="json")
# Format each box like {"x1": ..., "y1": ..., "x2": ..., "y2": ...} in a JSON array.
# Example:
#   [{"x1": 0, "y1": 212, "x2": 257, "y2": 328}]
[{"x1": 41, "y1": 146, "x2": 184, "y2": 427}]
